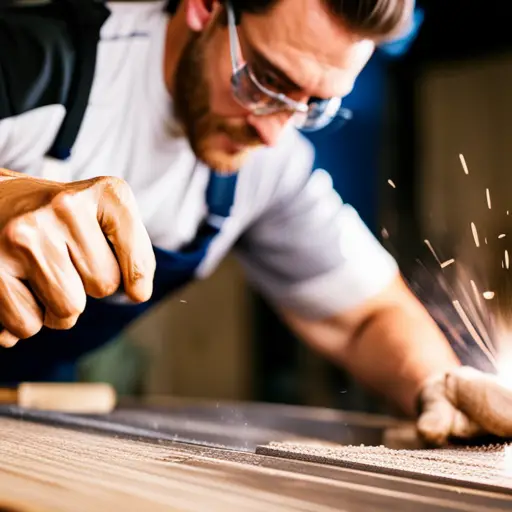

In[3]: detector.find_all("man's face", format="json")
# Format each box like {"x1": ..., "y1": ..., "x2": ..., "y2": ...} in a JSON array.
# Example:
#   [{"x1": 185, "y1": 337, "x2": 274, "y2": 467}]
[{"x1": 173, "y1": 0, "x2": 375, "y2": 173}]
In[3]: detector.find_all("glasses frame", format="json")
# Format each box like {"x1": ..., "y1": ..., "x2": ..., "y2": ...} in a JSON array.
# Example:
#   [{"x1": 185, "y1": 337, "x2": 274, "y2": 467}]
[
  {"x1": 224, "y1": 0, "x2": 352, "y2": 132},
  {"x1": 226, "y1": 0, "x2": 310, "y2": 115}
]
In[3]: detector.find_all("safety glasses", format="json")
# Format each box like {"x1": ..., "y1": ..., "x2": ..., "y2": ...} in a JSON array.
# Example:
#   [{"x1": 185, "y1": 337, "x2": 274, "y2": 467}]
[{"x1": 225, "y1": 0, "x2": 352, "y2": 132}]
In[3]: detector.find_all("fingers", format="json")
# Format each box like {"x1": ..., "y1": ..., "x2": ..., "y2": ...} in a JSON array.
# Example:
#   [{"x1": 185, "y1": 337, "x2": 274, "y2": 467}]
[
  {"x1": 417, "y1": 402, "x2": 454, "y2": 446},
  {"x1": 95, "y1": 177, "x2": 155, "y2": 302},
  {"x1": 450, "y1": 410, "x2": 484, "y2": 439},
  {"x1": 416, "y1": 375, "x2": 455, "y2": 446},
  {"x1": 29, "y1": 242, "x2": 86, "y2": 330},
  {"x1": 52, "y1": 191, "x2": 121, "y2": 299},
  {"x1": 4, "y1": 213, "x2": 86, "y2": 330},
  {"x1": 44, "y1": 311, "x2": 81, "y2": 330},
  {"x1": 446, "y1": 366, "x2": 512, "y2": 438},
  {"x1": 0, "y1": 271, "x2": 43, "y2": 342},
  {"x1": 0, "y1": 175, "x2": 154, "y2": 342}
]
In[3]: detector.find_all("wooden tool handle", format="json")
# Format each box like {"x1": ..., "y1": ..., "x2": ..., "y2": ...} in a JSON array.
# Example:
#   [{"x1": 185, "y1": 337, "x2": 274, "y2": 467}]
[
  {"x1": 0, "y1": 387, "x2": 17, "y2": 404},
  {"x1": 0, "y1": 382, "x2": 117, "y2": 414}
]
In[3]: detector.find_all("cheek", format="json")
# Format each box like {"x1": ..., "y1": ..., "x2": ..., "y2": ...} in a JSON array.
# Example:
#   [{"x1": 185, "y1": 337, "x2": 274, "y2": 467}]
[{"x1": 204, "y1": 30, "x2": 248, "y2": 117}]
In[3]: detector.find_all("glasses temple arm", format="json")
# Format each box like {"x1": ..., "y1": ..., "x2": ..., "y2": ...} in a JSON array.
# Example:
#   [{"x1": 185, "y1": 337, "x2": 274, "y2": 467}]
[{"x1": 225, "y1": 1, "x2": 241, "y2": 72}]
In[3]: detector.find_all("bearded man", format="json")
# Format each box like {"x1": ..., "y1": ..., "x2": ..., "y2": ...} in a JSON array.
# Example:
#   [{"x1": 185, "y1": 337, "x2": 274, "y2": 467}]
[{"x1": 0, "y1": 0, "x2": 510, "y2": 445}]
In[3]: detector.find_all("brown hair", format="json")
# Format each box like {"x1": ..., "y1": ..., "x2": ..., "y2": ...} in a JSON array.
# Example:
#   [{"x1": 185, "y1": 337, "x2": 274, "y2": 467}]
[
  {"x1": 230, "y1": 0, "x2": 412, "y2": 40},
  {"x1": 166, "y1": 0, "x2": 412, "y2": 40}
]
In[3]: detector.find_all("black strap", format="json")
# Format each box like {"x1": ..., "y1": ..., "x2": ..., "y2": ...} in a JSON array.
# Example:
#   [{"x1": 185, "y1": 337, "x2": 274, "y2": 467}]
[{"x1": 47, "y1": 0, "x2": 110, "y2": 160}]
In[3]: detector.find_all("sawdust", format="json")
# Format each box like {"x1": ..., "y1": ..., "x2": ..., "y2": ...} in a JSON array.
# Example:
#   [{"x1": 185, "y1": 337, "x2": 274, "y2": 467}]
[{"x1": 257, "y1": 441, "x2": 512, "y2": 492}]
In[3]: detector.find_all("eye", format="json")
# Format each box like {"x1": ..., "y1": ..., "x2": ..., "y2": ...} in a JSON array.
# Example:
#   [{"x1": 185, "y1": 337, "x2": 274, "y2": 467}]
[
  {"x1": 251, "y1": 60, "x2": 284, "y2": 91},
  {"x1": 259, "y1": 71, "x2": 281, "y2": 89}
]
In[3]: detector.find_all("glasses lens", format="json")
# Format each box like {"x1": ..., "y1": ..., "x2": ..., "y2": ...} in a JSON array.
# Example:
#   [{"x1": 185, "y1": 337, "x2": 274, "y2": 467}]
[
  {"x1": 294, "y1": 97, "x2": 344, "y2": 132},
  {"x1": 232, "y1": 66, "x2": 286, "y2": 115},
  {"x1": 232, "y1": 65, "x2": 348, "y2": 132}
]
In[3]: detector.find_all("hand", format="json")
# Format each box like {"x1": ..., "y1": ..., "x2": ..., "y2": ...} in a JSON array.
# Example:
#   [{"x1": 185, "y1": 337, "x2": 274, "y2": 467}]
[
  {"x1": 417, "y1": 366, "x2": 512, "y2": 445},
  {"x1": 0, "y1": 168, "x2": 156, "y2": 347}
]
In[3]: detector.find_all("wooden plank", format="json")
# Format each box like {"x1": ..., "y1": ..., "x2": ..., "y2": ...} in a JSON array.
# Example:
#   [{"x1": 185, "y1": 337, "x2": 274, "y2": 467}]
[{"x1": 0, "y1": 419, "x2": 511, "y2": 511}]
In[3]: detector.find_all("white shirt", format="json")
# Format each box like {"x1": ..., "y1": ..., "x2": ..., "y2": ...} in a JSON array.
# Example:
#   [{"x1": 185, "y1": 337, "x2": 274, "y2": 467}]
[{"x1": 0, "y1": 1, "x2": 398, "y2": 319}]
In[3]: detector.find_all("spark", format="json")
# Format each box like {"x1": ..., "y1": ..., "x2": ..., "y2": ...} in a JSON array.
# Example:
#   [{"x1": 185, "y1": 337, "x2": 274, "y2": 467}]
[
  {"x1": 440, "y1": 258, "x2": 455, "y2": 268},
  {"x1": 387, "y1": 179, "x2": 396, "y2": 189},
  {"x1": 506, "y1": 250, "x2": 510, "y2": 270},
  {"x1": 486, "y1": 188, "x2": 492, "y2": 209},
  {"x1": 483, "y1": 291, "x2": 495, "y2": 300},
  {"x1": 424, "y1": 239, "x2": 442, "y2": 266},
  {"x1": 496, "y1": 334, "x2": 512, "y2": 390},
  {"x1": 180, "y1": 299, "x2": 187, "y2": 304},
  {"x1": 452, "y1": 299, "x2": 497, "y2": 366},
  {"x1": 471, "y1": 222, "x2": 480, "y2": 247},
  {"x1": 459, "y1": 153, "x2": 469, "y2": 175},
  {"x1": 381, "y1": 228, "x2": 389, "y2": 239},
  {"x1": 455, "y1": 278, "x2": 496, "y2": 353},
  {"x1": 470, "y1": 280, "x2": 483, "y2": 308},
  {"x1": 485, "y1": 237, "x2": 488, "y2": 245},
  {"x1": 499, "y1": 234, "x2": 507, "y2": 239}
]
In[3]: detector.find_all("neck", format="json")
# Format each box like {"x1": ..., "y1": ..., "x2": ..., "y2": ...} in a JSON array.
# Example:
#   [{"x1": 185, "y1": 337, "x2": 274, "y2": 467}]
[{"x1": 163, "y1": 3, "x2": 191, "y2": 98}]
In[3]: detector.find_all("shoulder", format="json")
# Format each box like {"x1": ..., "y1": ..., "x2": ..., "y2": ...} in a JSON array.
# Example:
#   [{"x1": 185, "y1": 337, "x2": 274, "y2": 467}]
[{"x1": 102, "y1": 1, "x2": 167, "y2": 36}]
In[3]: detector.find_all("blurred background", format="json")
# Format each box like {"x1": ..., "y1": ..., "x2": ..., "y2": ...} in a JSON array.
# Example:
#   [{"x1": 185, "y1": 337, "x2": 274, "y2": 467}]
[{"x1": 78, "y1": 0, "x2": 512, "y2": 414}]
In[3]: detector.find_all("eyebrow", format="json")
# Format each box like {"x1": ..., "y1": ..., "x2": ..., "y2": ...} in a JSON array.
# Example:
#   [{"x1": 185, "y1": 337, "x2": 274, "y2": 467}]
[{"x1": 247, "y1": 44, "x2": 303, "y2": 93}]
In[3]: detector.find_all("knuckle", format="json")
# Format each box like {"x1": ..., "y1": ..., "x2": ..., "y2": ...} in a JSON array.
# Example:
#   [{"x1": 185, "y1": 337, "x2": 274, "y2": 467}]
[
  {"x1": 3, "y1": 216, "x2": 36, "y2": 248},
  {"x1": 100, "y1": 176, "x2": 135, "y2": 206},
  {"x1": 51, "y1": 190, "x2": 78, "y2": 217},
  {"x1": 89, "y1": 275, "x2": 121, "y2": 298},
  {"x1": 100, "y1": 175, "x2": 127, "y2": 188}
]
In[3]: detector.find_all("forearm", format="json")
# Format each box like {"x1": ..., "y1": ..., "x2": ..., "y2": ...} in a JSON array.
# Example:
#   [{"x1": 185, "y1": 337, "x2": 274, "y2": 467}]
[
  {"x1": 340, "y1": 295, "x2": 460, "y2": 417},
  {"x1": 283, "y1": 276, "x2": 461, "y2": 417}
]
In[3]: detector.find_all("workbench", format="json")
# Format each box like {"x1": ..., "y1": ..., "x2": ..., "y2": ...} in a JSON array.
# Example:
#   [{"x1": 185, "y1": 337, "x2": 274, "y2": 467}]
[{"x1": 0, "y1": 399, "x2": 511, "y2": 511}]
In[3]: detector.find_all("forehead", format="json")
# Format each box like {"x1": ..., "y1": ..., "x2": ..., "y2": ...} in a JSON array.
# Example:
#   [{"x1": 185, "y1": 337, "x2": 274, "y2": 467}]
[{"x1": 240, "y1": 0, "x2": 375, "y2": 98}]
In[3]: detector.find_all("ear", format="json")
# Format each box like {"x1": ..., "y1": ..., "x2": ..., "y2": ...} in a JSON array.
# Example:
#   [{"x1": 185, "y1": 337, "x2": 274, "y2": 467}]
[{"x1": 185, "y1": 0, "x2": 215, "y2": 31}]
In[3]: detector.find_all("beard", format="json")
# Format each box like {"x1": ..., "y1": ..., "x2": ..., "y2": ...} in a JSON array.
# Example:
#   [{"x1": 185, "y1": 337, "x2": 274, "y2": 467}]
[{"x1": 173, "y1": 31, "x2": 263, "y2": 174}]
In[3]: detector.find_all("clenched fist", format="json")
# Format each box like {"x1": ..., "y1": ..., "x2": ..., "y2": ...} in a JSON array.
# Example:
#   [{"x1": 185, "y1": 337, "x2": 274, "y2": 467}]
[
  {"x1": 0, "y1": 168, "x2": 156, "y2": 347},
  {"x1": 417, "y1": 366, "x2": 512, "y2": 445}
]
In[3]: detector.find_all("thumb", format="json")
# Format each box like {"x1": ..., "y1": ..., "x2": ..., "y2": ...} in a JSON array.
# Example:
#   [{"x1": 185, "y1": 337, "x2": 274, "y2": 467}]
[
  {"x1": 417, "y1": 372, "x2": 483, "y2": 446},
  {"x1": 0, "y1": 168, "x2": 24, "y2": 178},
  {"x1": 416, "y1": 374, "x2": 454, "y2": 445},
  {"x1": 446, "y1": 366, "x2": 512, "y2": 438},
  {"x1": 0, "y1": 167, "x2": 23, "y2": 184},
  {"x1": 95, "y1": 177, "x2": 155, "y2": 303}
]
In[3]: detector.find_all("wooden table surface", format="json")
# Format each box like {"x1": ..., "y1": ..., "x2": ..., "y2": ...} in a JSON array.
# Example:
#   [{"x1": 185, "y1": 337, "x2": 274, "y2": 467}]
[{"x1": 1, "y1": 418, "x2": 512, "y2": 512}]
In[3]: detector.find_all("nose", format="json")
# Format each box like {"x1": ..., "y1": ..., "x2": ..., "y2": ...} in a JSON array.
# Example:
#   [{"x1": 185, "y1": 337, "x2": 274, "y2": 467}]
[{"x1": 247, "y1": 112, "x2": 292, "y2": 147}]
